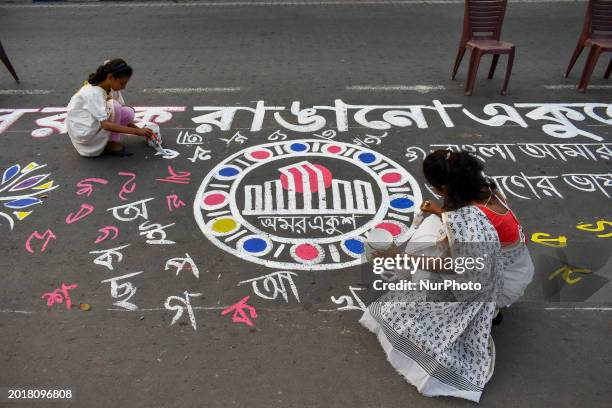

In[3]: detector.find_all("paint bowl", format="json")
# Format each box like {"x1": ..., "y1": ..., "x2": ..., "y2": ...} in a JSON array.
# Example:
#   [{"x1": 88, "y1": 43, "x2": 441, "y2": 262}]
[
  {"x1": 141, "y1": 122, "x2": 162, "y2": 148},
  {"x1": 364, "y1": 227, "x2": 394, "y2": 263}
]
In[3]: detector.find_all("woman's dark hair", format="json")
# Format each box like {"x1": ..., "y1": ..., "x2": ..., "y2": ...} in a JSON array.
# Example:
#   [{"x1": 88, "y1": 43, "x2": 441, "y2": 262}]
[
  {"x1": 422, "y1": 149, "x2": 496, "y2": 211},
  {"x1": 87, "y1": 58, "x2": 133, "y2": 85}
]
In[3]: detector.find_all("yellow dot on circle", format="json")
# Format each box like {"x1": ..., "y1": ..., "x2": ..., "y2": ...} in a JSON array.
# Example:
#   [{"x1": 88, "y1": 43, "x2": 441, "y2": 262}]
[{"x1": 212, "y1": 218, "x2": 238, "y2": 233}]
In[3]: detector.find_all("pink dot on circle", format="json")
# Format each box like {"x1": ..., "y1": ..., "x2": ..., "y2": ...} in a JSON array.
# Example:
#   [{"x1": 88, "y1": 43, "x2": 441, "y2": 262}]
[
  {"x1": 327, "y1": 145, "x2": 342, "y2": 154},
  {"x1": 376, "y1": 222, "x2": 402, "y2": 237},
  {"x1": 382, "y1": 172, "x2": 402, "y2": 183},
  {"x1": 203, "y1": 193, "x2": 226, "y2": 206},
  {"x1": 295, "y1": 243, "x2": 319, "y2": 261},
  {"x1": 251, "y1": 150, "x2": 271, "y2": 160}
]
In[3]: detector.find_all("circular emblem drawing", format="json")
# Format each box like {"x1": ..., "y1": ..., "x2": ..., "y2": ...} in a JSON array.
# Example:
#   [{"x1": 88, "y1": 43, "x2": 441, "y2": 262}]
[{"x1": 194, "y1": 139, "x2": 422, "y2": 270}]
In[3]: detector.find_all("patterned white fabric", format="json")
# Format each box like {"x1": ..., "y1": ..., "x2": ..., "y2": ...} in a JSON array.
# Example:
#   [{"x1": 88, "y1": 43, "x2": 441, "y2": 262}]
[{"x1": 360, "y1": 206, "x2": 503, "y2": 403}]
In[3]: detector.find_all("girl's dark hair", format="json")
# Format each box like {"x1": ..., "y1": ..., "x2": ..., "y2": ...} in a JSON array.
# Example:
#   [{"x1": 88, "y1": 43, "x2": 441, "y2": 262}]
[
  {"x1": 87, "y1": 58, "x2": 133, "y2": 85},
  {"x1": 422, "y1": 149, "x2": 496, "y2": 211}
]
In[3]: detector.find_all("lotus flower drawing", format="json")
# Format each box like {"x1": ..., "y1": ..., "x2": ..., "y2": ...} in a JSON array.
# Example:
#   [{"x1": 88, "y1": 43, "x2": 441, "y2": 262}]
[{"x1": 0, "y1": 162, "x2": 58, "y2": 230}]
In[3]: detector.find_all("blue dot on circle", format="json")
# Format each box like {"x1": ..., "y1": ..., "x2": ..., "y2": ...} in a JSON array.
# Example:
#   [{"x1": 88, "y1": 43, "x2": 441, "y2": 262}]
[
  {"x1": 345, "y1": 239, "x2": 364, "y2": 254},
  {"x1": 219, "y1": 167, "x2": 239, "y2": 177},
  {"x1": 390, "y1": 197, "x2": 414, "y2": 209},
  {"x1": 243, "y1": 237, "x2": 267, "y2": 253},
  {"x1": 358, "y1": 152, "x2": 376, "y2": 164},
  {"x1": 290, "y1": 143, "x2": 307, "y2": 152}
]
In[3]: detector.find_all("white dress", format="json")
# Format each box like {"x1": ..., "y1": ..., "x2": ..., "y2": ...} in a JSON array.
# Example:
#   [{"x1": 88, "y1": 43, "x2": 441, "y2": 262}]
[
  {"x1": 66, "y1": 84, "x2": 125, "y2": 157},
  {"x1": 359, "y1": 206, "x2": 503, "y2": 403}
]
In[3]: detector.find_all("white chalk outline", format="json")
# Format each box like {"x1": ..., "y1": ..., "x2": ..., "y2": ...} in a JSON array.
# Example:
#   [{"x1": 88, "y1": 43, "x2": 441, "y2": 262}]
[
  {"x1": 143, "y1": 87, "x2": 242, "y2": 94},
  {"x1": 0, "y1": 90, "x2": 53, "y2": 95},
  {"x1": 347, "y1": 85, "x2": 446, "y2": 94},
  {"x1": 193, "y1": 139, "x2": 422, "y2": 271},
  {"x1": 0, "y1": 0, "x2": 589, "y2": 9}
]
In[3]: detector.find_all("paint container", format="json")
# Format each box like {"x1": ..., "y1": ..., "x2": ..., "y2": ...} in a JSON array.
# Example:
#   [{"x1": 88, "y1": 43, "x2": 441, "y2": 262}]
[
  {"x1": 142, "y1": 122, "x2": 162, "y2": 147},
  {"x1": 141, "y1": 122, "x2": 167, "y2": 155},
  {"x1": 364, "y1": 227, "x2": 394, "y2": 263}
]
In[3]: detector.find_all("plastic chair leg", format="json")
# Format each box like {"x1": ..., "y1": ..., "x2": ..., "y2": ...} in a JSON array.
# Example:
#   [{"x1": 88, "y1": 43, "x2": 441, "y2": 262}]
[
  {"x1": 488, "y1": 54, "x2": 500, "y2": 79},
  {"x1": 565, "y1": 40, "x2": 585, "y2": 78},
  {"x1": 451, "y1": 45, "x2": 467, "y2": 80},
  {"x1": 0, "y1": 41, "x2": 19, "y2": 82},
  {"x1": 605, "y1": 57, "x2": 612, "y2": 79},
  {"x1": 465, "y1": 49, "x2": 481, "y2": 96},
  {"x1": 501, "y1": 48, "x2": 515, "y2": 95},
  {"x1": 577, "y1": 46, "x2": 602, "y2": 92}
]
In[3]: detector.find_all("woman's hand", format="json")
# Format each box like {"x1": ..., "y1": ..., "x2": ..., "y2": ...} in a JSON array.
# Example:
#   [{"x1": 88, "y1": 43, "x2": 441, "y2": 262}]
[{"x1": 420, "y1": 200, "x2": 443, "y2": 216}]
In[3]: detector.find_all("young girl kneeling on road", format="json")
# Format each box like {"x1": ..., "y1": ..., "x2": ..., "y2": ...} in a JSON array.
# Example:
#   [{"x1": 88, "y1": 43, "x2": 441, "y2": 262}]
[{"x1": 66, "y1": 58, "x2": 154, "y2": 157}]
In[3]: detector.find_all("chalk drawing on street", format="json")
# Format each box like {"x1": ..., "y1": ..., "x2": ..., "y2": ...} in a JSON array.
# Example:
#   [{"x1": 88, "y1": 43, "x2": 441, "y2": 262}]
[
  {"x1": 1, "y1": 162, "x2": 59, "y2": 230},
  {"x1": 194, "y1": 140, "x2": 422, "y2": 270}
]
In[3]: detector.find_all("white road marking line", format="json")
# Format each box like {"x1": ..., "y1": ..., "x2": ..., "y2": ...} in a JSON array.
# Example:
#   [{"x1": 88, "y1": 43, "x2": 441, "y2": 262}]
[
  {"x1": 544, "y1": 84, "x2": 612, "y2": 90},
  {"x1": 0, "y1": 90, "x2": 53, "y2": 95},
  {"x1": 0, "y1": 309, "x2": 33, "y2": 314},
  {"x1": 0, "y1": 0, "x2": 588, "y2": 8},
  {"x1": 2, "y1": 305, "x2": 612, "y2": 314},
  {"x1": 543, "y1": 307, "x2": 612, "y2": 311},
  {"x1": 142, "y1": 87, "x2": 242, "y2": 94},
  {"x1": 346, "y1": 84, "x2": 446, "y2": 93}
]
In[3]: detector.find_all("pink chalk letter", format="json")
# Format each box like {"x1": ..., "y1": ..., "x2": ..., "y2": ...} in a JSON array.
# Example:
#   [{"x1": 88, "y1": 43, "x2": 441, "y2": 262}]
[
  {"x1": 156, "y1": 166, "x2": 191, "y2": 184},
  {"x1": 95, "y1": 226, "x2": 120, "y2": 244},
  {"x1": 76, "y1": 178, "x2": 109, "y2": 197},
  {"x1": 25, "y1": 229, "x2": 57, "y2": 254},
  {"x1": 41, "y1": 283, "x2": 78, "y2": 309},
  {"x1": 166, "y1": 194, "x2": 186, "y2": 212},
  {"x1": 221, "y1": 295, "x2": 258, "y2": 328},
  {"x1": 118, "y1": 172, "x2": 137, "y2": 201},
  {"x1": 65, "y1": 203, "x2": 95, "y2": 224}
]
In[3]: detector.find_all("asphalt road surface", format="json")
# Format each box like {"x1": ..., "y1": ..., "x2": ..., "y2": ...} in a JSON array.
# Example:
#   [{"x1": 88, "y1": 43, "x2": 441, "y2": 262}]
[{"x1": 0, "y1": 1, "x2": 611, "y2": 407}]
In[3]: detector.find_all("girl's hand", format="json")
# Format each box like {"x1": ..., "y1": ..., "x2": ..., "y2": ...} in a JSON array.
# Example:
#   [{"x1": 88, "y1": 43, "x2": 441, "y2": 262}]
[
  {"x1": 135, "y1": 127, "x2": 155, "y2": 139},
  {"x1": 420, "y1": 200, "x2": 442, "y2": 215}
]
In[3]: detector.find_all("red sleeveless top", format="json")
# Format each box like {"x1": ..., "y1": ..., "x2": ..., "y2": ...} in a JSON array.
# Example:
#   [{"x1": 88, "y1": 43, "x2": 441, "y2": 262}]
[{"x1": 476, "y1": 205, "x2": 521, "y2": 245}]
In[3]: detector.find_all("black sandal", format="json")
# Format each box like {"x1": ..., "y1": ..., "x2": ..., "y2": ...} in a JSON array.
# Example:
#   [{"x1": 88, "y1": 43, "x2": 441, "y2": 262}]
[
  {"x1": 492, "y1": 311, "x2": 503, "y2": 326},
  {"x1": 104, "y1": 147, "x2": 133, "y2": 157}
]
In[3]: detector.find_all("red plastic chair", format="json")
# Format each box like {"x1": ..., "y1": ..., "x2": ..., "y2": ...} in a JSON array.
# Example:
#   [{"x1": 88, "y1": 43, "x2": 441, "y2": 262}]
[
  {"x1": 0, "y1": 41, "x2": 19, "y2": 82},
  {"x1": 565, "y1": 0, "x2": 612, "y2": 92},
  {"x1": 451, "y1": 0, "x2": 515, "y2": 96}
]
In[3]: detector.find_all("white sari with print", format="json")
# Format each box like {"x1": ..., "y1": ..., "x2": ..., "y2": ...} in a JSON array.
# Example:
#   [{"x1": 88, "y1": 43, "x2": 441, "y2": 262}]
[{"x1": 359, "y1": 206, "x2": 503, "y2": 403}]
